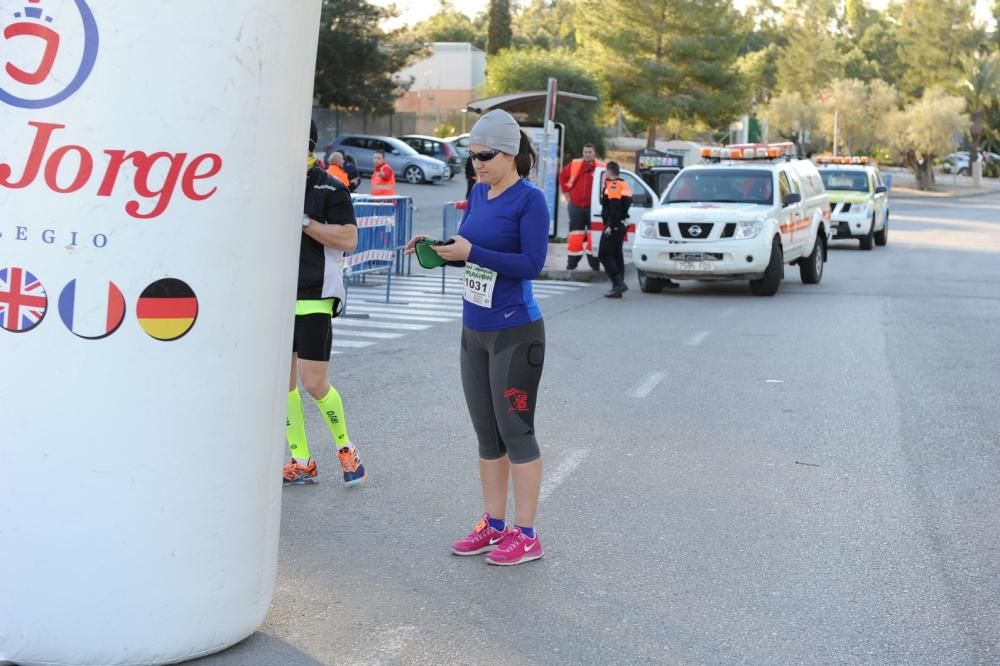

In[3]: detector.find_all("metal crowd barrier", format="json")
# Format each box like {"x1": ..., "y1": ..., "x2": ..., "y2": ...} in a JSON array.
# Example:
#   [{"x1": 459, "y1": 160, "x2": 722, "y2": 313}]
[
  {"x1": 344, "y1": 200, "x2": 397, "y2": 305},
  {"x1": 439, "y1": 200, "x2": 467, "y2": 294},
  {"x1": 351, "y1": 194, "x2": 414, "y2": 276}
]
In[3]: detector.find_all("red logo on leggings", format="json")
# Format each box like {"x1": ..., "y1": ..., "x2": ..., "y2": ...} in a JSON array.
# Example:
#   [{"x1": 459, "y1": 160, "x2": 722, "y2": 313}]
[{"x1": 504, "y1": 387, "x2": 529, "y2": 413}]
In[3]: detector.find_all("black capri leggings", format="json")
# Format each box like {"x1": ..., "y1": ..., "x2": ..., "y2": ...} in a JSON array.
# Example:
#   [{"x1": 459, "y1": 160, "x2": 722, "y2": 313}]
[{"x1": 460, "y1": 319, "x2": 545, "y2": 464}]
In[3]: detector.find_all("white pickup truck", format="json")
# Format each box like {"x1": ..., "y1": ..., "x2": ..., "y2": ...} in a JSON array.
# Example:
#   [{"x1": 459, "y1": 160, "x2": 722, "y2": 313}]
[{"x1": 590, "y1": 145, "x2": 833, "y2": 296}]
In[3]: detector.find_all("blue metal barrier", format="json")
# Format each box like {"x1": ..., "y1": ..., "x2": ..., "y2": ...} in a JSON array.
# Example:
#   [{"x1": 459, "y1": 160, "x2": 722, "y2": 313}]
[
  {"x1": 344, "y1": 200, "x2": 397, "y2": 305},
  {"x1": 440, "y1": 200, "x2": 466, "y2": 294},
  {"x1": 351, "y1": 194, "x2": 414, "y2": 276}
]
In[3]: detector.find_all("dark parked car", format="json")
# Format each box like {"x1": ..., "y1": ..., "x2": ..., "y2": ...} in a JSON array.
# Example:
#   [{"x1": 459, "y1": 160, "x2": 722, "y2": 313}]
[
  {"x1": 325, "y1": 134, "x2": 449, "y2": 184},
  {"x1": 444, "y1": 133, "x2": 470, "y2": 160},
  {"x1": 398, "y1": 135, "x2": 463, "y2": 179}
]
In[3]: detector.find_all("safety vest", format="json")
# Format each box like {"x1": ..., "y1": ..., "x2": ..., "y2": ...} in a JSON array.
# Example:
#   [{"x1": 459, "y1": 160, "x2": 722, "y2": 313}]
[
  {"x1": 566, "y1": 158, "x2": 605, "y2": 190},
  {"x1": 326, "y1": 164, "x2": 349, "y2": 186},
  {"x1": 603, "y1": 177, "x2": 632, "y2": 200},
  {"x1": 371, "y1": 163, "x2": 396, "y2": 196}
]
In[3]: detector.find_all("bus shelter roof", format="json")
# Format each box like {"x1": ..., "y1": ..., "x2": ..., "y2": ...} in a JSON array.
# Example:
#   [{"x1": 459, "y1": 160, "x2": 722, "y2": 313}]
[{"x1": 465, "y1": 91, "x2": 598, "y2": 115}]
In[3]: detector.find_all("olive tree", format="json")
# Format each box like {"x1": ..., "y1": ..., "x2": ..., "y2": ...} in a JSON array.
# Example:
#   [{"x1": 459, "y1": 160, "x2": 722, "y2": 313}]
[
  {"x1": 884, "y1": 89, "x2": 970, "y2": 190},
  {"x1": 761, "y1": 91, "x2": 820, "y2": 156},
  {"x1": 818, "y1": 78, "x2": 899, "y2": 155}
]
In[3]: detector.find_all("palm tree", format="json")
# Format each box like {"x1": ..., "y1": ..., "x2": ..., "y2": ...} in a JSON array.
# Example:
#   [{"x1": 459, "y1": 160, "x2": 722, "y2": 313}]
[{"x1": 959, "y1": 51, "x2": 1000, "y2": 185}]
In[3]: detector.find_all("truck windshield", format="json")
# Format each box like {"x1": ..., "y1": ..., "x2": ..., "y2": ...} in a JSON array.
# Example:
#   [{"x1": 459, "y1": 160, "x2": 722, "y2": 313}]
[
  {"x1": 820, "y1": 170, "x2": 869, "y2": 192},
  {"x1": 664, "y1": 169, "x2": 774, "y2": 205}
]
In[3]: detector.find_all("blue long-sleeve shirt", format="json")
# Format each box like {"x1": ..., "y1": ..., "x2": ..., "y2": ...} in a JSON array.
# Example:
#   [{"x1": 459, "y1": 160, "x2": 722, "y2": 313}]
[{"x1": 459, "y1": 179, "x2": 549, "y2": 331}]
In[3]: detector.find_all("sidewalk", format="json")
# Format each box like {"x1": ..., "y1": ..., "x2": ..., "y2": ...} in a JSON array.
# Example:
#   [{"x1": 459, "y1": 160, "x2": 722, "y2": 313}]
[
  {"x1": 885, "y1": 169, "x2": 1000, "y2": 199},
  {"x1": 539, "y1": 241, "x2": 623, "y2": 283}
]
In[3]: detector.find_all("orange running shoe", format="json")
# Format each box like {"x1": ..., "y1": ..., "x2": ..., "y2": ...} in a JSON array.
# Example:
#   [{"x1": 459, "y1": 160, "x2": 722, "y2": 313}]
[
  {"x1": 283, "y1": 458, "x2": 318, "y2": 485},
  {"x1": 337, "y1": 446, "x2": 367, "y2": 487}
]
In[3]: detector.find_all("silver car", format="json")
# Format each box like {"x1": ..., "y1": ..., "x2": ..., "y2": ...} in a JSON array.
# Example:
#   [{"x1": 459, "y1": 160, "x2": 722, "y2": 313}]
[{"x1": 327, "y1": 134, "x2": 449, "y2": 184}]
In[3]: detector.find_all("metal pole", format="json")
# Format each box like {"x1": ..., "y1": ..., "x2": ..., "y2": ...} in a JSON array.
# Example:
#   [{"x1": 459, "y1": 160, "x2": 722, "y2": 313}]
[
  {"x1": 833, "y1": 108, "x2": 839, "y2": 156},
  {"x1": 539, "y1": 77, "x2": 558, "y2": 234}
]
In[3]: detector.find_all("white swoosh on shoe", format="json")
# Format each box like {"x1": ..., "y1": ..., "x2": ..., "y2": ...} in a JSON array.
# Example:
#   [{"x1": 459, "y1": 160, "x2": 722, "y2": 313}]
[{"x1": 524, "y1": 542, "x2": 536, "y2": 552}]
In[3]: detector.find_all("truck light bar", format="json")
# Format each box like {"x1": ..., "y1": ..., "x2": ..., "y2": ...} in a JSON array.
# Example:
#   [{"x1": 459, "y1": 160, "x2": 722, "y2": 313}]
[
  {"x1": 816, "y1": 155, "x2": 871, "y2": 165},
  {"x1": 700, "y1": 142, "x2": 796, "y2": 161}
]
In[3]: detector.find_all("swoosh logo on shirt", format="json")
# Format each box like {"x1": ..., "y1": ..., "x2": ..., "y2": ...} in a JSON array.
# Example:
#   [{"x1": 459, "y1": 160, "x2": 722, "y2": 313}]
[{"x1": 504, "y1": 310, "x2": 516, "y2": 318}]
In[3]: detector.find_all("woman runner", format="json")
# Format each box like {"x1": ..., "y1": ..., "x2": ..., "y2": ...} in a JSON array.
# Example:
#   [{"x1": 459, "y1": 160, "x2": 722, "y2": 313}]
[{"x1": 406, "y1": 109, "x2": 548, "y2": 565}]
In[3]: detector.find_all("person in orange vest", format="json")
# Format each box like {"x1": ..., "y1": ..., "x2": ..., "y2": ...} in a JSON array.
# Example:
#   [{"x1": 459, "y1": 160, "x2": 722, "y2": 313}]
[
  {"x1": 371, "y1": 150, "x2": 397, "y2": 196},
  {"x1": 559, "y1": 143, "x2": 604, "y2": 270},
  {"x1": 325, "y1": 151, "x2": 350, "y2": 187},
  {"x1": 598, "y1": 161, "x2": 633, "y2": 298}
]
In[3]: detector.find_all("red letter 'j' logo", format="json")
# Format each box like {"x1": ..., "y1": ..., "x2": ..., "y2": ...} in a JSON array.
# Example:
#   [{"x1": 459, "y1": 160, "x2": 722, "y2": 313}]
[
  {"x1": 0, "y1": 0, "x2": 99, "y2": 109},
  {"x1": 4, "y1": 0, "x2": 60, "y2": 85}
]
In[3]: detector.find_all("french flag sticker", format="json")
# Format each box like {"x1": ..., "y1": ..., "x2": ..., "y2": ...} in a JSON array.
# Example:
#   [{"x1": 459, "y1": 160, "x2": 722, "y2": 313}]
[{"x1": 58, "y1": 279, "x2": 127, "y2": 340}]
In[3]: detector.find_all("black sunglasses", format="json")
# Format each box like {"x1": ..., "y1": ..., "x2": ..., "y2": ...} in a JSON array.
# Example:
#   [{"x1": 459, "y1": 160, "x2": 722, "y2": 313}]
[{"x1": 469, "y1": 149, "x2": 502, "y2": 162}]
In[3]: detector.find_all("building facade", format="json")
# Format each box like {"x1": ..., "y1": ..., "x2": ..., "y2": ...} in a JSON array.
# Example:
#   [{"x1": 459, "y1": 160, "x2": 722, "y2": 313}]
[{"x1": 395, "y1": 42, "x2": 486, "y2": 126}]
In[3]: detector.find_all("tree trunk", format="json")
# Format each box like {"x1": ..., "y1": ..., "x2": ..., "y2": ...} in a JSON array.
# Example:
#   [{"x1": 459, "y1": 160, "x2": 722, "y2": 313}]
[
  {"x1": 646, "y1": 125, "x2": 657, "y2": 149},
  {"x1": 913, "y1": 158, "x2": 935, "y2": 191}
]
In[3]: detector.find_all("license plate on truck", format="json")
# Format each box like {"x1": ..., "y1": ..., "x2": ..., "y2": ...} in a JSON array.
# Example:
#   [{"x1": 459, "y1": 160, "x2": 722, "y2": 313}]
[{"x1": 678, "y1": 261, "x2": 714, "y2": 272}]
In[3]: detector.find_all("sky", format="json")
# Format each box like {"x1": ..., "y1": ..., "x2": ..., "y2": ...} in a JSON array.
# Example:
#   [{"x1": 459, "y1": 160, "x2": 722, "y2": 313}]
[{"x1": 372, "y1": 0, "x2": 995, "y2": 30}]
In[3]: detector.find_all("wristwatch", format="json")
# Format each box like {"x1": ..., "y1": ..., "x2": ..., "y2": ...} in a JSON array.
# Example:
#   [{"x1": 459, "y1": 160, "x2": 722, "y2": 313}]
[{"x1": 302, "y1": 215, "x2": 312, "y2": 228}]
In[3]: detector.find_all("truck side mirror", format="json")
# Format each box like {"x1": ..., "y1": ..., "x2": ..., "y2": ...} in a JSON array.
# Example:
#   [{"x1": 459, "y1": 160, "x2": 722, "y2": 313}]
[
  {"x1": 782, "y1": 192, "x2": 802, "y2": 206},
  {"x1": 875, "y1": 186, "x2": 887, "y2": 194}
]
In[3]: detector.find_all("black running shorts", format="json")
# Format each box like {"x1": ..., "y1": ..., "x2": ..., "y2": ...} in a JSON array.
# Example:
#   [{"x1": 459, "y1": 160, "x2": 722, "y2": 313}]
[
  {"x1": 460, "y1": 319, "x2": 545, "y2": 464},
  {"x1": 293, "y1": 313, "x2": 332, "y2": 362}
]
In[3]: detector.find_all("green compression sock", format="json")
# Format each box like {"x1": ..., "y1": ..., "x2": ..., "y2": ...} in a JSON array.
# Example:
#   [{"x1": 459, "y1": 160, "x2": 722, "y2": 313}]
[
  {"x1": 315, "y1": 385, "x2": 351, "y2": 448},
  {"x1": 286, "y1": 388, "x2": 311, "y2": 463}
]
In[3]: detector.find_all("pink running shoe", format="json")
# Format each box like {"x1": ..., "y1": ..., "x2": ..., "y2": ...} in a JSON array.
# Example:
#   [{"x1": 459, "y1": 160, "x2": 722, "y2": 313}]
[
  {"x1": 486, "y1": 527, "x2": 543, "y2": 566},
  {"x1": 451, "y1": 513, "x2": 509, "y2": 556}
]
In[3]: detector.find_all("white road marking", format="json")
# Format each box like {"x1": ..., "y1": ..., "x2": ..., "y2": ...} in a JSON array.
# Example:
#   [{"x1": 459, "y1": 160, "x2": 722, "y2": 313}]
[
  {"x1": 363, "y1": 312, "x2": 454, "y2": 323},
  {"x1": 384, "y1": 276, "x2": 584, "y2": 292},
  {"x1": 335, "y1": 318, "x2": 430, "y2": 331},
  {"x1": 353, "y1": 305, "x2": 459, "y2": 319},
  {"x1": 765, "y1": 379, "x2": 784, "y2": 384},
  {"x1": 686, "y1": 330, "x2": 710, "y2": 346},
  {"x1": 629, "y1": 372, "x2": 665, "y2": 398},
  {"x1": 367, "y1": 286, "x2": 570, "y2": 299},
  {"x1": 540, "y1": 448, "x2": 589, "y2": 502},
  {"x1": 333, "y1": 329, "x2": 404, "y2": 339},
  {"x1": 330, "y1": 275, "x2": 587, "y2": 355},
  {"x1": 352, "y1": 300, "x2": 463, "y2": 313},
  {"x1": 331, "y1": 339, "x2": 375, "y2": 348}
]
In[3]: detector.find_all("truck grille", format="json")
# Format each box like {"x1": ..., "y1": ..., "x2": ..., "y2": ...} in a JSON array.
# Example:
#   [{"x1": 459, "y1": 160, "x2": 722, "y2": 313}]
[
  {"x1": 720, "y1": 223, "x2": 737, "y2": 238},
  {"x1": 657, "y1": 222, "x2": 672, "y2": 238},
  {"x1": 839, "y1": 202, "x2": 852, "y2": 213},
  {"x1": 679, "y1": 223, "x2": 714, "y2": 239}
]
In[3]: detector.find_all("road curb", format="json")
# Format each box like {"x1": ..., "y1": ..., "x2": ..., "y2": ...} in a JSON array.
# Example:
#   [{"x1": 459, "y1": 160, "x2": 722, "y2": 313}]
[
  {"x1": 538, "y1": 268, "x2": 610, "y2": 283},
  {"x1": 890, "y1": 188, "x2": 1000, "y2": 201}
]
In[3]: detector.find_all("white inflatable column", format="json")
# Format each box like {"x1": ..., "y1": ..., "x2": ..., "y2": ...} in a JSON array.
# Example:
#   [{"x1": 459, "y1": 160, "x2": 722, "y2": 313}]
[{"x1": 0, "y1": 1, "x2": 320, "y2": 664}]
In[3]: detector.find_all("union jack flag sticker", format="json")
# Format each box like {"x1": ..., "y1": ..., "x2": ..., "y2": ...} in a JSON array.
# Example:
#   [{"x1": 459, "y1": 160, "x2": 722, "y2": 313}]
[{"x1": 0, "y1": 266, "x2": 49, "y2": 333}]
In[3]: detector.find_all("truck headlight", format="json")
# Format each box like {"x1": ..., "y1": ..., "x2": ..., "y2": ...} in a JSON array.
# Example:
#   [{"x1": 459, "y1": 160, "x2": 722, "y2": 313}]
[
  {"x1": 640, "y1": 220, "x2": 657, "y2": 238},
  {"x1": 735, "y1": 220, "x2": 762, "y2": 239}
]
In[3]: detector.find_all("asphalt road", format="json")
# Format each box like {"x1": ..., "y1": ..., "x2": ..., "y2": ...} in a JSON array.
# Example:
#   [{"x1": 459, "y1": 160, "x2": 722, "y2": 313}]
[{"x1": 195, "y1": 190, "x2": 1000, "y2": 665}]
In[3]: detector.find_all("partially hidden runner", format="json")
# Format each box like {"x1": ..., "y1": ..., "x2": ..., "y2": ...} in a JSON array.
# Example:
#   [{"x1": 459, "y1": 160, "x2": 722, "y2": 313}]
[
  {"x1": 405, "y1": 109, "x2": 548, "y2": 565},
  {"x1": 283, "y1": 121, "x2": 367, "y2": 487}
]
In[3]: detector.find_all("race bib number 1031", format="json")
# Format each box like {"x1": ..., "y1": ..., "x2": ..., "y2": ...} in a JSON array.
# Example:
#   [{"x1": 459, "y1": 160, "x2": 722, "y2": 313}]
[{"x1": 463, "y1": 262, "x2": 497, "y2": 308}]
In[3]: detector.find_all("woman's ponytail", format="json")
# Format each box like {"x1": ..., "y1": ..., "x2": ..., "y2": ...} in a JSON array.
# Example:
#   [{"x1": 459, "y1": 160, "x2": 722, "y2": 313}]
[{"x1": 514, "y1": 130, "x2": 537, "y2": 178}]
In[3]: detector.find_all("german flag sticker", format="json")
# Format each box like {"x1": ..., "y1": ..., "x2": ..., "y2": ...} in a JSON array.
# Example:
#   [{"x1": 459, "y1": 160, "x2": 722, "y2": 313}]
[{"x1": 136, "y1": 278, "x2": 199, "y2": 341}]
